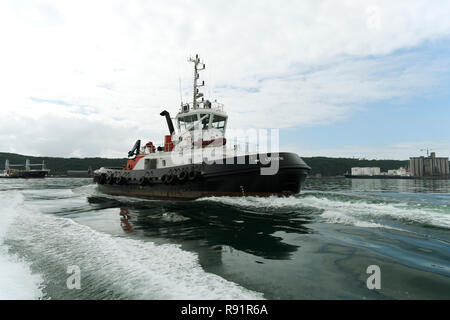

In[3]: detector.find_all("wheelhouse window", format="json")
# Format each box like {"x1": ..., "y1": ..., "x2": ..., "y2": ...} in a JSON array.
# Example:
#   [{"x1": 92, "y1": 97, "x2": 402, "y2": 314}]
[
  {"x1": 211, "y1": 115, "x2": 226, "y2": 130},
  {"x1": 178, "y1": 115, "x2": 198, "y2": 131}
]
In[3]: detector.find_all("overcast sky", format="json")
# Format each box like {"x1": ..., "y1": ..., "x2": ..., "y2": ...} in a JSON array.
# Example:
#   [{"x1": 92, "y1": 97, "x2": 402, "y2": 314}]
[{"x1": 0, "y1": 0, "x2": 449, "y2": 159}]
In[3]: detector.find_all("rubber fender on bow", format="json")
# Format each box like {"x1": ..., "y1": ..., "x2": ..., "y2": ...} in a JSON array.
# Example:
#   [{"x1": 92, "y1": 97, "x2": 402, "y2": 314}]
[
  {"x1": 138, "y1": 176, "x2": 147, "y2": 186},
  {"x1": 105, "y1": 174, "x2": 114, "y2": 184},
  {"x1": 177, "y1": 170, "x2": 187, "y2": 182},
  {"x1": 187, "y1": 171, "x2": 198, "y2": 181},
  {"x1": 165, "y1": 174, "x2": 175, "y2": 184}
]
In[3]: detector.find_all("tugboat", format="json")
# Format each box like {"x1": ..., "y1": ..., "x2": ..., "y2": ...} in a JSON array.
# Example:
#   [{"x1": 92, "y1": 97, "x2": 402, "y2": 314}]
[
  {"x1": 0, "y1": 159, "x2": 50, "y2": 178},
  {"x1": 93, "y1": 55, "x2": 311, "y2": 200}
]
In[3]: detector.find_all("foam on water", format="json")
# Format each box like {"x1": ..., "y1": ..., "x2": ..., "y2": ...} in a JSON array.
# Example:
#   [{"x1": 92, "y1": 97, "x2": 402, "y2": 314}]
[
  {"x1": 302, "y1": 195, "x2": 450, "y2": 229},
  {"x1": 5, "y1": 196, "x2": 263, "y2": 300},
  {"x1": 0, "y1": 191, "x2": 44, "y2": 300},
  {"x1": 199, "y1": 196, "x2": 301, "y2": 209},
  {"x1": 72, "y1": 184, "x2": 98, "y2": 196},
  {"x1": 199, "y1": 194, "x2": 450, "y2": 229}
]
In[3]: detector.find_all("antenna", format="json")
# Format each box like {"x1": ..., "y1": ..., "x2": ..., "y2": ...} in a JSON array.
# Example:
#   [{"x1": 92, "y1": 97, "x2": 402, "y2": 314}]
[
  {"x1": 188, "y1": 54, "x2": 206, "y2": 109},
  {"x1": 420, "y1": 148, "x2": 433, "y2": 157}
]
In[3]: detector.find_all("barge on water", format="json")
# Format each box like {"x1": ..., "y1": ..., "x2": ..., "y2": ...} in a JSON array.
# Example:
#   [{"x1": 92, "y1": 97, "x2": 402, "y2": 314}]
[{"x1": 1, "y1": 159, "x2": 50, "y2": 178}]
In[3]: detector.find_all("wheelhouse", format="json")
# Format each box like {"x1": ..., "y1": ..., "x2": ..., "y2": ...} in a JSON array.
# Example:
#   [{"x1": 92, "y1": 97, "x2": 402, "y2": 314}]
[
  {"x1": 176, "y1": 101, "x2": 228, "y2": 135},
  {"x1": 174, "y1": 54, "x2": 228, "y2": 137}
]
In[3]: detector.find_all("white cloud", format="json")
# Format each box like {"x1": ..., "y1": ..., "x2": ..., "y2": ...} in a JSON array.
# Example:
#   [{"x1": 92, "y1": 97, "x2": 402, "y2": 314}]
[{"x1": 0, "y1": 0, "x2": 449, "y2": 157}]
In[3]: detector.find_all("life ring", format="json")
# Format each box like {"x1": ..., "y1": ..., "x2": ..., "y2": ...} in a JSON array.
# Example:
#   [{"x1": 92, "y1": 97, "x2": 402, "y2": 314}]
[{"x1": 161, "y1": 174, "x2": 168, "y2": 184}]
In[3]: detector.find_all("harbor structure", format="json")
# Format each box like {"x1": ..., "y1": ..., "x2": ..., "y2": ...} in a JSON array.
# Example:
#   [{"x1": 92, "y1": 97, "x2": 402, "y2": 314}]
[{"x1": 409, "y1": 152, "x2": 449, "y2": 178}]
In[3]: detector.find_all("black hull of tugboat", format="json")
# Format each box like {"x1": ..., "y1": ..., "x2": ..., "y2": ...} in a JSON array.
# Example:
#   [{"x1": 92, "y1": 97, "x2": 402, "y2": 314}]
[{"x1": 94, "y1": 153, "x2": 311, "y2": 200}]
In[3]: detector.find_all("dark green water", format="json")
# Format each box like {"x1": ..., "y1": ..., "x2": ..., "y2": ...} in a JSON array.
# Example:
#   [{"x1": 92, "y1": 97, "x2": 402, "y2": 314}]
[{"x1": 0, "y1": 177, "x2": 449, "y2": 299}]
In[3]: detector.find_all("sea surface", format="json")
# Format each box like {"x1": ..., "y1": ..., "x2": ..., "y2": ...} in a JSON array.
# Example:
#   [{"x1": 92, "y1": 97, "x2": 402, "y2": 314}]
[{"x1": 0, "y1": 177, "x2": 449, "y2": 299}]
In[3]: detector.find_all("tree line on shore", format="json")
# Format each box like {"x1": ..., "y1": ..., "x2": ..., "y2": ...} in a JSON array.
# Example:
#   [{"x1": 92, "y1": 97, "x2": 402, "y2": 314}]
[{"x1": 0, "y1": 152, "x2": 409, "y2": 177}]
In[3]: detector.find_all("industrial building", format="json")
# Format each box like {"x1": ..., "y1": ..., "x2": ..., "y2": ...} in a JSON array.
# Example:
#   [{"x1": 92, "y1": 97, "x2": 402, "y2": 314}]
[
  {"x1": 409, "y1": 152, "x2": 449, "y2": 178},
  {"x1": 351, "y1": 167, "x2": 381, "y2": 176}
]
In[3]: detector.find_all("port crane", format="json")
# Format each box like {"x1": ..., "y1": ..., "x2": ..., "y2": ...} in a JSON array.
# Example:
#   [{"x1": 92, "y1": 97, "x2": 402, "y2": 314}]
[{"x1": 419, "y1": 148, "x2": 433, "y2": 157}]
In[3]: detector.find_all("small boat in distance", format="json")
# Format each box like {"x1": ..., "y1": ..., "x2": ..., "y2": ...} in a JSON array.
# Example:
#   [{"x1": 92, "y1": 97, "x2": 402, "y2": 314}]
[
  {"x1": 0, "y1": 159, "x2": 50, "y2": 178},
  {"x1": 93, "y1": 55, "x2": 311, "y2": 199}
]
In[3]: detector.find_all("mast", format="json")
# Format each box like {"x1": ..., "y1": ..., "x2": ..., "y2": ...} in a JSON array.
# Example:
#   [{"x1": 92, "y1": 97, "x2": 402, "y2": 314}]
[{"x1": 188, "y1": 54, "x2": 205, "y2": 109}]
